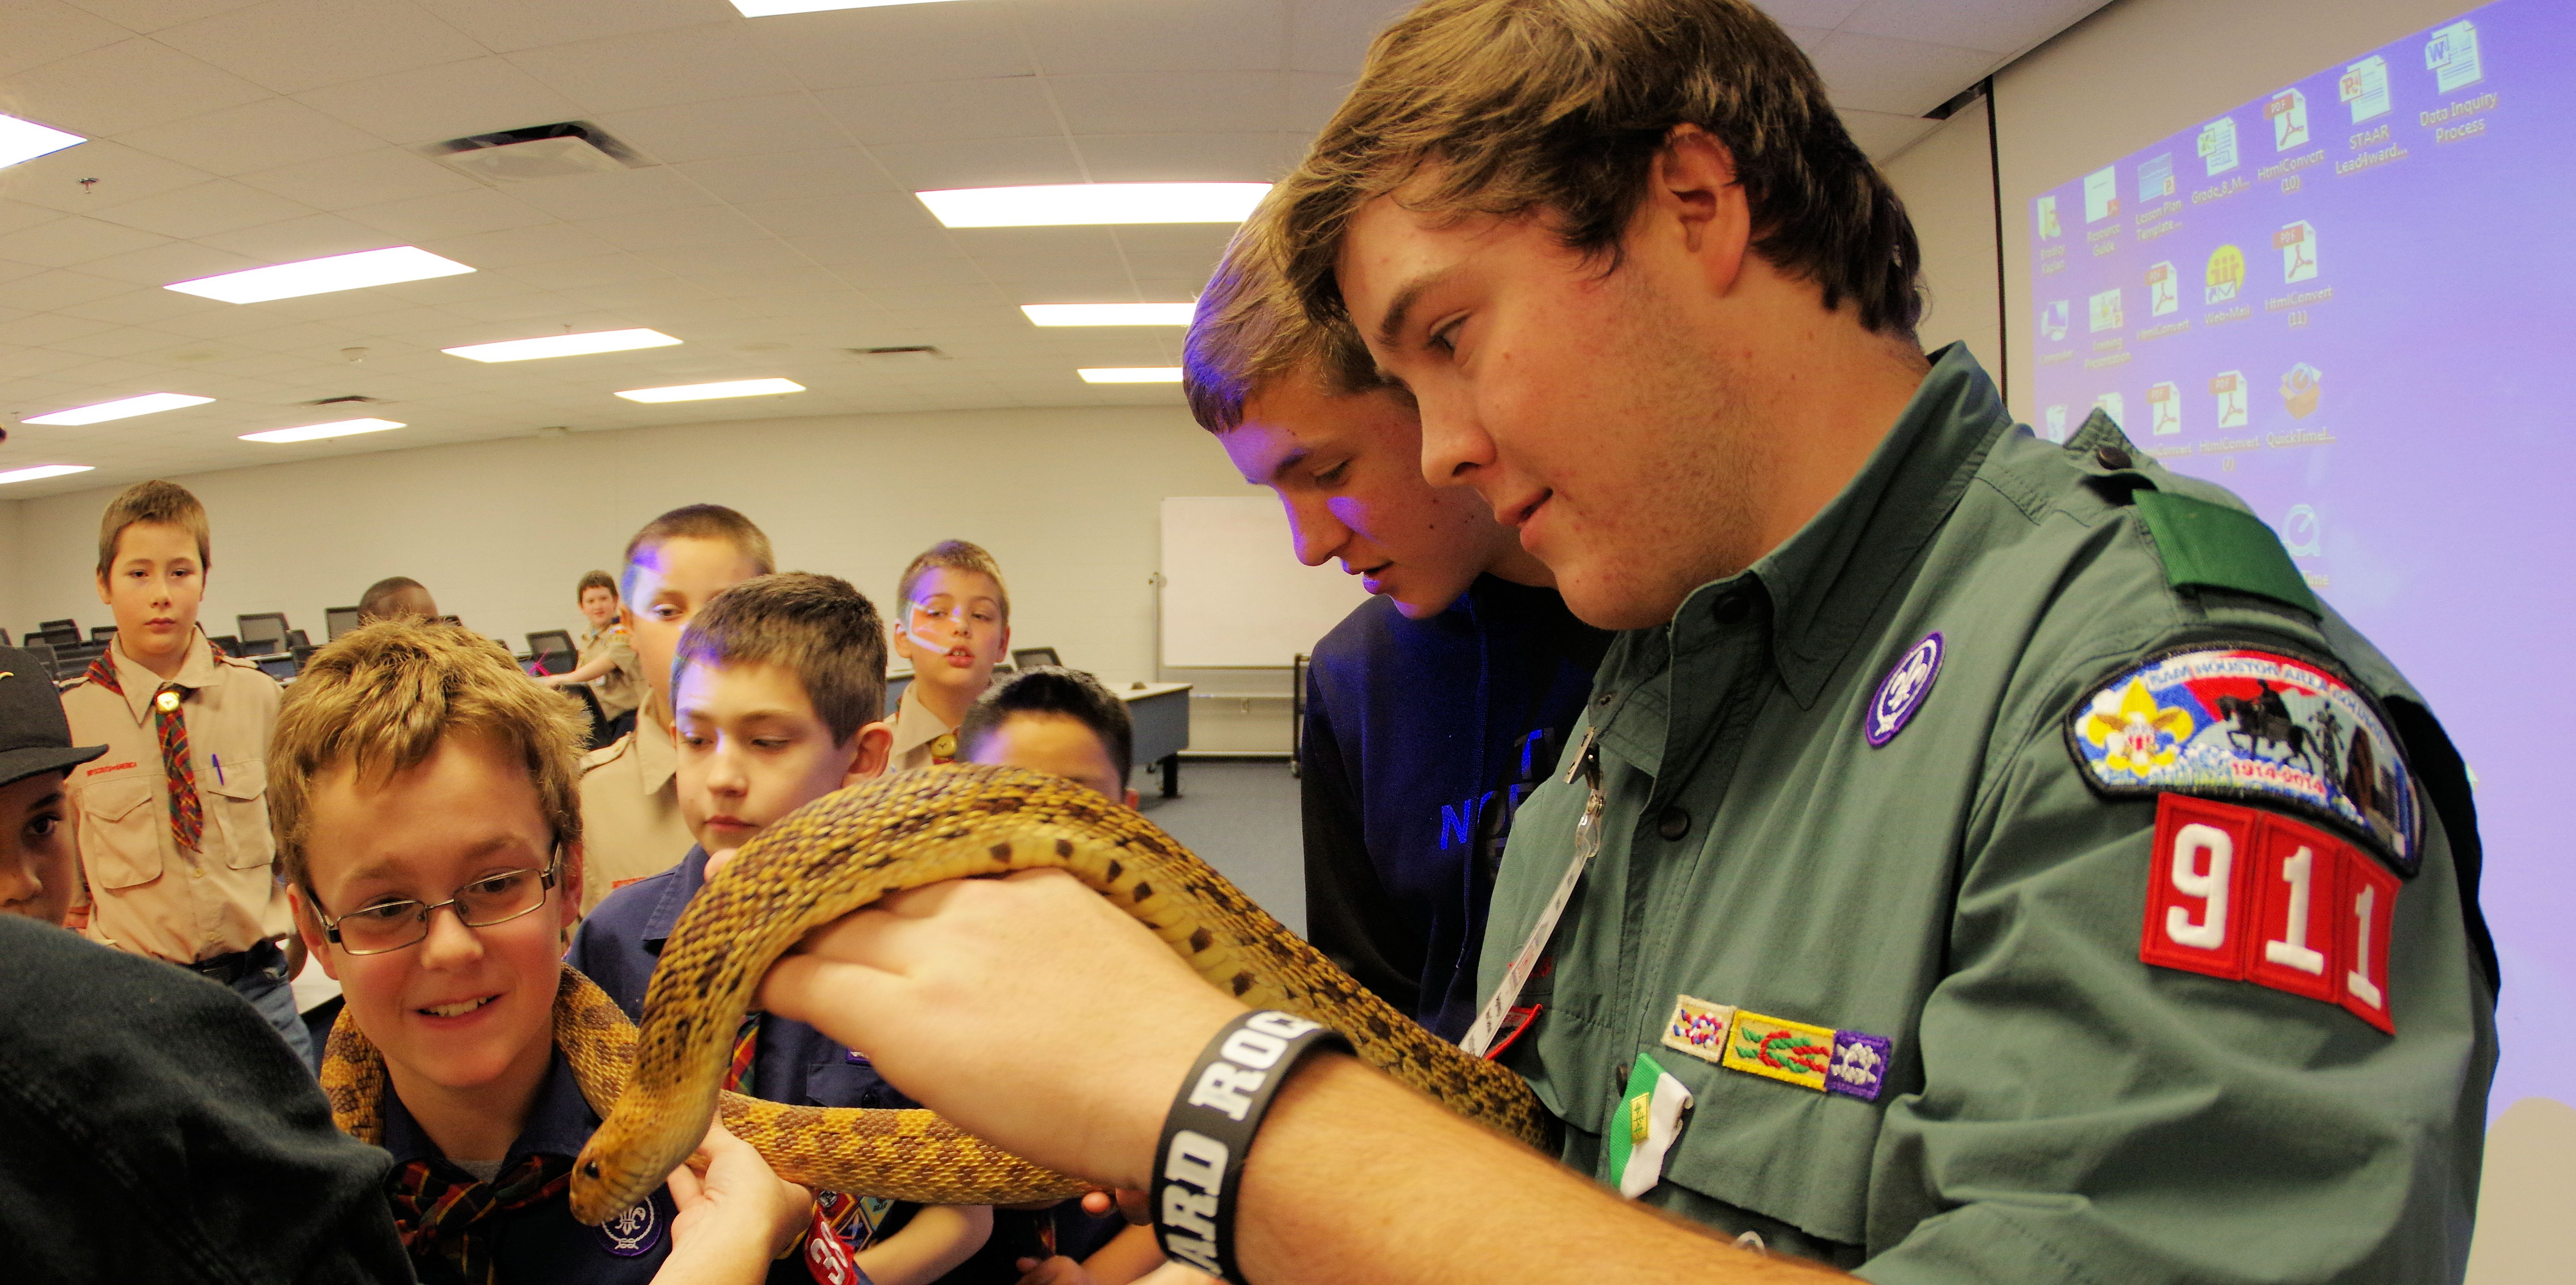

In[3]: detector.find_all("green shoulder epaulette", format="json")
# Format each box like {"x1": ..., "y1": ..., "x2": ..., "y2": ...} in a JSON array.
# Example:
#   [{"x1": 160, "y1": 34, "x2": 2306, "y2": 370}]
[{"x1": 2132, "y1": 489, "x2": 2320, "y2": 615}]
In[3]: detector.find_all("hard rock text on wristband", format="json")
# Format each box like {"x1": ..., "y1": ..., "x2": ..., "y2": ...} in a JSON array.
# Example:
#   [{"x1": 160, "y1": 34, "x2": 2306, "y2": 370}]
[{"x1": 1152, "y1": 1010, "x2": 1352, "y2": 1283}]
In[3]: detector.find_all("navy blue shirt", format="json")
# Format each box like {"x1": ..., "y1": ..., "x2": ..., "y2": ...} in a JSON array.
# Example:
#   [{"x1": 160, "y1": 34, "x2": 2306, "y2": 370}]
[
  {"x1": 1301, "y1": 574, "x2": 1610, "y2": 1040},
  {"x1": 380, "y1": 1049, "x2": 805, "y2": 1285}
]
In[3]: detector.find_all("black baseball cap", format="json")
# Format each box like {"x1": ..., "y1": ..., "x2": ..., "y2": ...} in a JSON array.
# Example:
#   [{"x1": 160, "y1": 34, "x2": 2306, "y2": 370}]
[{"x1": 0, "y1": 648, "x2": 107, "y2": 791}]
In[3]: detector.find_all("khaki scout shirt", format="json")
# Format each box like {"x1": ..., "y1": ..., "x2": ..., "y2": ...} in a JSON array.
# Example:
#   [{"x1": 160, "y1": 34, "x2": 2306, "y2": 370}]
[
  {"x1": 60, "y1": 632, "x2": 287, "y2": 964},
  {"x1": 578, "y1": 622, "x2": 644, "y2": 721},
  {"x1": 575, "y1": 708, "x2": 693, "y2": 914},
  {"x1": 1479, "y1": 346, "x2": 2495, "y2": 1281},
  {"x1": 888, "y1": 682, "x2": 955, "y2": 774}
]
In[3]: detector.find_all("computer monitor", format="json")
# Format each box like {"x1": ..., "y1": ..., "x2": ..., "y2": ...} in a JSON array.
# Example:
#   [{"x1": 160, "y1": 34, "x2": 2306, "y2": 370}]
[
  {"x1": 89, "y1": 625, "x2": 116, "y2": 641},
  {"x1": 1011, "y1": 647, "x2": 1063, "y2": 671},
  {"x1": 325, "y1": 607, "x2": 363, "y2": 640},
  {"x1": 525, "y1": 630, "x2": 577, "y2": 675},
  {"x1": 256, "y1": 653, "x2": 299, "y2": 681},
  {"x1": 30, "y1": 627, "x2": 78, "y2": 648},
  {"x1": 207, "y1": 635, "x2": 240, "y2": 657},
  {"x1": 36, "y1": 619, "x2": 75, "y2": 637},
  {"x1": 236, "y1": 613, "x2": 289, "y2": 654}
]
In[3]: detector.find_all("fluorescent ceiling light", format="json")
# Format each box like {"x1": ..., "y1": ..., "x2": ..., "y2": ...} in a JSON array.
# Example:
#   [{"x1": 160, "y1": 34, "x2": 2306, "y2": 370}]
[
  {"x1": 733, "y1": 0, "x2": 966, "y2": 12},
  {"x1": 1079, "y1": 367, "x2": 1184, "y2": 384},
  {"x1": 0, "y1": 464, "x2": 94, "y2": 485},
  {"x1": 240, "y1": 418, "x2": 405, "y2": 444},
  {"x1": 918, "y1": 183, "x2": 1271, "y2": 228},
  {"x1": 444, "y1": 328, "x2": 682, "y2": 363},
  {"x1": 615, "y1": 378, "x2": 805, "y2": 403},
  {"x1": 166, "y1": 247, "x2": 474, "y2": 304},
  {"x1": 23, "y1": 393, "x2": 214, "y2": 425},
  {"x1": 1023, "y1": 303, "x2": 1196, "y2": 327},
  {"x1": 0, "y1": 114, "x2": 84, "y2": 170}
]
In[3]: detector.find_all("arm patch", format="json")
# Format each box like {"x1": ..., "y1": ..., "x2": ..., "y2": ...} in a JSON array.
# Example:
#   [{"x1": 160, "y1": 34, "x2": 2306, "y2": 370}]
[{"x1": 2066, "y1": 645, "x2": 2421, "y2": 876}]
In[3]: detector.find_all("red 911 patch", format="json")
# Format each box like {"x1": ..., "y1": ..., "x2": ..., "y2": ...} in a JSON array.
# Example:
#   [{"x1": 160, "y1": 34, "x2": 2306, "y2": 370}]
[{"x1": 2142, "y1": 793, "x2": 2395, "y2": 1032}]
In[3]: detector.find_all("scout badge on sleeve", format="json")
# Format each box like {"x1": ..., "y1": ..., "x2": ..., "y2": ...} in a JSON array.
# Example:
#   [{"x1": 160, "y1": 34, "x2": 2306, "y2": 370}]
[{"x1": 2065, "y1": 645, "x2": 2421, "y2": 876}]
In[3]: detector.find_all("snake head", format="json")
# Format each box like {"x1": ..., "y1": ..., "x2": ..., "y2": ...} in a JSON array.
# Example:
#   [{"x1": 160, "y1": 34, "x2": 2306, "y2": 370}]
[{"x1": 569, "y1": 1098, "x2": 704, "y2": 1226}]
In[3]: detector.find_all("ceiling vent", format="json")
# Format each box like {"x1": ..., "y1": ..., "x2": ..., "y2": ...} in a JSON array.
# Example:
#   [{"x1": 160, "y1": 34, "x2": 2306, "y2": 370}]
[
  {"x1": 302, "y1": 394, "x2": 386, "y2": 406},
  {"x1": 847, "y1": 345, "x2": 948, "y2": 364},
  {"x1": 426, "y1": 122, "x2": 644, "y2": 183}
]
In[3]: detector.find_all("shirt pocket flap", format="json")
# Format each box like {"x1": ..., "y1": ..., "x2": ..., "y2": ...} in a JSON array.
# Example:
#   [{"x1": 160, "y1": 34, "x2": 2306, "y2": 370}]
[
  {"x1": 201, "y1": 756, "x2": 267, "y2": 801},
  {"x1": 1653, "y1": 1052, "x2": 1882, "y2": 1247},
  {"x1": 80, "y1": 774, "x2": 155, "y2": 822},
  {"x1": 78, "y1": 775, "x2": 164, "y2": 890}
]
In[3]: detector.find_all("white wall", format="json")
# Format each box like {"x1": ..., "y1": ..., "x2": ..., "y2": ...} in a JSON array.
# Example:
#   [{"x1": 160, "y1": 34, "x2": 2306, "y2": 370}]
[
  {"x1": 1881, "y1": 96, "x2": 2003, "y2": 382},
  {"x1": 2, "y1": 406, "x2": 1300, "y2": 750}
]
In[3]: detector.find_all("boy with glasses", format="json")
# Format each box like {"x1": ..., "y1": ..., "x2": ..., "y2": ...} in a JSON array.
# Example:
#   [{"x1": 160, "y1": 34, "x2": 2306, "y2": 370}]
[
  {"x1": 886, "y1": 541, "x2": 1011, "y2": 773},
  {"x1": 278, "y1": 621, "x2": 818, "y2": 1284}
]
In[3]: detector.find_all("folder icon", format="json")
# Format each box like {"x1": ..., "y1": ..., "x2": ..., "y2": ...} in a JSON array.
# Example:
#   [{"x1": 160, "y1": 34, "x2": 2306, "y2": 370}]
[{"x1": 2037, "y1": 195, "x2": 2062, "y2": 239}]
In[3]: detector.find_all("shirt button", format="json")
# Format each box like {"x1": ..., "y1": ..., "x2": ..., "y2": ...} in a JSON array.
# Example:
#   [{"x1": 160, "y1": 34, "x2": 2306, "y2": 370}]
[
  {"x1": 1595, "y1": 691, "x2": 1615, "y2": 707},
  {"x1": 2094, "y1": 444, "x2": 2135, "y2": 470},
  {"x1": 1711, "y1": 595, "x2": 1751, "y2": 625},
  {"x1": 1656, "y1": 806, "x2": 1691, "y2": 841}
]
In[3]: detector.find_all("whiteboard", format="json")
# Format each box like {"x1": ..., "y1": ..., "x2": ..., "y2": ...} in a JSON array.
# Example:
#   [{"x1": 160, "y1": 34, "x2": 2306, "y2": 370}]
[{"x1": 1160, "y1": 496, "x2": 1371, "y2": 668}]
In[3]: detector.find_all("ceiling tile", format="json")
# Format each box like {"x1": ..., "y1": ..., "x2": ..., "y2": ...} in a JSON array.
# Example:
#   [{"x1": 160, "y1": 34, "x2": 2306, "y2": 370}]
[
  {"x1": 745, "y1": 2, "x2": 1032, "y2": 90},
  {"x1": 3, "y1": 37, "x2": 271, "y2": 136},
  {"x1": 417, "y1": 221, "x2": 618, "y2": 269},
  {"x1": 0, "y1": 215, "x2": 170, "y2": 268},
  {"x1": 497, "y1": 251, "x2": 674, "y2": 290},
  {"x1": 506, "y1": 21, "x2": 795, "y2": 115},
  {"x1": 1837, "y1": 108, "x2": 1941, "y2": 160},
  {"x1": 0, "y1": 312, "x2": 122, "y2": 346},
  {"x1": 195, "y1": 212, "x2": 395, "y2": 260},
  {"x1": 235, "y1": 146, "x2": 483, "y2": 209},
  {"x1": 416, "y1": 0, "x2": 726, "y2": 55},
  {"x1": 864, "y1": 137, "x2": 1084, "y2": 192},
  {"x1": 593, "y1": 93, "x2": 850, "y2": 165},
  {"x1": 0, "y1": 0, "x2": 132, "y2": 78},
  {"x1": 0, "y1": 346, "x2": 104, "y2": 380},
  {"x1": 1073, "y1": 131, "x2": 1298, "y2": 183},
  {"x1": 637, "y1": 238, "x2": 815, "y2": 278},
  {"x1": 811, "y1": 78, "x2": 1059, "y2": 147},
  {"x1": 1285, "y1": 70, "x2": 1354, "y2": 132},
  {"x1": 57, "y1": 0, "x2": 265, "y2": 33},
  {"x1": 89, "y1": 178, "x2": 316, "y2": 239},
  {"x1": 497, "y1": 166, "x2": 719, "y2": 221},
  {"x1": 1049, "y1": 72, "x2": 1290, "y2": 136},
  {"x1": 1802, "y1": 30, "x2": 2000, "y2": 117},
  {"x1": 730, "y1": 190, "x2": 927, "y2": 240},
  {"x1": 572, "y1": 205, "x2": 766, "y2": 252},
  {"x1": 1286, "y1": 0, "x2": 1401, "y2": 74},
  {"x1": 153, "y1": 0, "x2": 491, "y2": 95},
  {"x1": 54, "y1": 286, "x2": 230, "y2": 326},
  {"x1": 1020, "y1": 0, "x2": 1290, "y2": 75},
  {"x1": 1841, "y1": 0, "x2": 2095, "y2": 57},
  {"x1": 292, "y1": 57, "x2": 590, "y2": 146},
  {"x1": 114, "y1": 96, "x2": 385, "y2": 176},
  {"x1": 0, "y1": 141, "x2": 224, "y2": 217},
  {"x1": 1751, "y1": 0, "x2": 1869, "y2": 27},
  {"x1": 72, "y1": 237, "x2": 268, "y2": 286},
  {"x1": 45, "y1": 323, "x2": 191, "y2": 359},
  {"x1": 668, "y1": 148, "x2": 894, "y2": 203},
  {"x1": 342, "y1": 187, "x2": 555, "y2": 240}
]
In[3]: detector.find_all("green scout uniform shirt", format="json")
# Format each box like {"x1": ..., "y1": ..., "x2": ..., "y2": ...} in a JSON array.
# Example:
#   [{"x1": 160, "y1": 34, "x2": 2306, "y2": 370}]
[{"x1": 1478, "y1": 345, "x2": 2496, "y2": 1283}]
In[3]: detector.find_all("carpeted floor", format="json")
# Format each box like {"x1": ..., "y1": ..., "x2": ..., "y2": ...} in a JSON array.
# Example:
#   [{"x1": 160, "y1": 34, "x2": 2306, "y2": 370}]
[{"x1": 1136, "y1": 756, "x2": 1306, "y2": 938}]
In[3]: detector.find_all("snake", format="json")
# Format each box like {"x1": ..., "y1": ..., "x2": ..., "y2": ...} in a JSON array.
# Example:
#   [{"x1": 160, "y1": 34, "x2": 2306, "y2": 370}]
[{"x1": 564, "y1": 762, "x2": 1552, "y2": 1225}]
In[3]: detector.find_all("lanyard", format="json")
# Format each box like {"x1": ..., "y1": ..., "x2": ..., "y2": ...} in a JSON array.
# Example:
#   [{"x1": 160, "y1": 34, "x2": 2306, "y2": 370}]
[{"x1": 1460, "y1": 724, "x2": 1604, "y2": 1058}]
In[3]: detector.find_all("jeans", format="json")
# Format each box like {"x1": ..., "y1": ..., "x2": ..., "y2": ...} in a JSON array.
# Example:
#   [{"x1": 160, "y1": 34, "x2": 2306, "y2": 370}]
[{"x1": 231, "y1": 951, "x2": 314, "y2": 1068}]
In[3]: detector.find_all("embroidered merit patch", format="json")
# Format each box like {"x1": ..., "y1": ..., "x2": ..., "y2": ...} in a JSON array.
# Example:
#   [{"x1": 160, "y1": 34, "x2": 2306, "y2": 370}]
[
  {"x1": 2142, "y1": 794, "x2": 2397, "y2": 1033},
  {"x1": 1825, "y1": 1032, "x2": 1892, "y2": 1102},
  {"x1": 2068, "y1": 645, "x2": 2421, "y2": 875},
  {"x1": 1659, "y1": 995, "x2": 1737, "y2": 1066},
  {"x1": 1720, "y1": 1012, "x2": 1836, "y2": 1091}
]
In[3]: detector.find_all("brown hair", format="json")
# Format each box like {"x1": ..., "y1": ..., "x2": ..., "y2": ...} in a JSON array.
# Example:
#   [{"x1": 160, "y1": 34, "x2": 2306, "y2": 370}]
[
  {"x1": 896, "y1": 540, "x2": 1009, "y2": 623},
  {"x1": 1275, "y1": 0, "x2": 1921, "y2": 336},
  {"x1": 674, "y1": 573, "x2": 887, "y2": 746},
  {"x1": 356, "y1": 576, "x2": 429, "y2": 622},
  {"x1": 1183, "y1": 218, "x2": 1389, "y2": 433},
  {"x1": 576, "y1": 570, "x2": 617, "y2": 600},
  {"x1": 620, "y1": 505, "x2": 775, "y2": 600},
  {"x1": 95, "y1": 480, "x2": 211, "y2": 579},
  {"x1": 268, "y1": 621, "x2": 587, "y2": 889}
]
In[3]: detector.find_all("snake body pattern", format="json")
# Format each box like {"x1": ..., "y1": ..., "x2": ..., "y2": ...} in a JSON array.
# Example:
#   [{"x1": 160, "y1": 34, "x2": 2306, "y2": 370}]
[{"x1": 566, "y1": 763, "x2": 1552, "y2": 1225}]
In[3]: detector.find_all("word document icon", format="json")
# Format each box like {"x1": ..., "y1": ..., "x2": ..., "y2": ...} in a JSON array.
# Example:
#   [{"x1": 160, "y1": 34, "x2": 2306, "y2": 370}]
[
  {"x1": 2211, "y1": 371, "x2": 2249, "y2": 429},
  {"x1": 2427, "y1": 21, "x2": 2483, "y2": 93},
  {"x1": 2267, "y1": 88, "x2": 2310, "y2": 150},
  {"x1": 2276, "y1": 221, "x2": 2320, "y2": 284}
]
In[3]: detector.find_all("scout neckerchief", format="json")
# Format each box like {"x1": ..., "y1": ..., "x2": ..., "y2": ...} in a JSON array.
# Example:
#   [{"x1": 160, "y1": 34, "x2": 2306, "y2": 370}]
[
  {"x1": 1460, "y1": 726, "x2": 1603, "y2": 1057},
  {"x1": 80, "y1": 651, "x2": 203, "y2": 851},
  {"x1": 386, "y1": 1152, "x2": 575, "y2": 1285}
]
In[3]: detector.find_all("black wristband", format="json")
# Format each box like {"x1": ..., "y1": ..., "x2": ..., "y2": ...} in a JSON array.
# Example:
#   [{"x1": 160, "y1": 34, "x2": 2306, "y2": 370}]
[{"x1": 1151, "y1": 1010, "x2": 1350, "y2": 1284}]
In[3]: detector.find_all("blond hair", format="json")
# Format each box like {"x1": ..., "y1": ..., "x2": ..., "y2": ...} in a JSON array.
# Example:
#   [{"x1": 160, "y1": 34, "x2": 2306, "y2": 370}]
[
  {"x1": 1183, "y1": 213, "x2": 1388, "y2": 433},
  {"x1": 96, "y1": 480, "x2": 211, "y2": 578},
  {"x1": 1275, "y1": 0, "x2": 1920, "y2": 337},
  {"x1": 268, "y1": 621, "x2": 587, "y2": 888},
  {"x1": 896, "y1": 540, "x2": 1010, "y2": 623}
]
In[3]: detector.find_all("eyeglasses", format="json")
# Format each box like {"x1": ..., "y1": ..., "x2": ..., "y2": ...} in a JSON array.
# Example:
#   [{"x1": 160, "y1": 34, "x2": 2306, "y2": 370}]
[
  {"x1": 309, "y1": 856, "x2": 560, "y2": 956},
  {"x1": 908, "y1": 597, "x2": 1002, "y2": 637}
]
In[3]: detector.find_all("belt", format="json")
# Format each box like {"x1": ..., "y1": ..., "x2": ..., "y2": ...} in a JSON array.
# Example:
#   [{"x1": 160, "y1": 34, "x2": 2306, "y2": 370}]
[{"x1": 188, "y1": 938, "x2": 285, "y2": 985}]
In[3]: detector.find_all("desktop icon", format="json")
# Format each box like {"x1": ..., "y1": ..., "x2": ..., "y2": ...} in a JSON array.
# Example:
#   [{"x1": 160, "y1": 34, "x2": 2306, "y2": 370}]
[
  {"x1": 2147, "y1": 262, "x2": 2179, "y2": 317},
  {"x1": 2039, "y1": 299, "x2": 2070, "y2": 342},
  {"x1": 2267, "y1": 88, "x2": 2310, "y2": 150},
  {"x1": 2197, "y1": 117, "x2": 2241, "y2": 176},
  {"x1": 2138, "y1": 153, "x2": 2175, "y2": 202},
  {"x1": 2276, "y1": 220, "x2": 2319, "y2": 284},
  {"x1": 2205, "y1": 245, "x2": 2246, "y2": 304},
  {"x1": 2280, "y1": 362, "x2": 2323, "y2": 419},
  {"x1": 2044, "y1": 404, "x2": 2069, "y2": 443},
  {"x1": 2084, "y1": 165, "x2": 2119, "y2": 223},
  {"x1": 2037, "y1": 194, "x2": 2062, "y2": 239},
  {"x1": 2088, "y1": 287, "x2": 2125, "y2": 333},
  {"x1": 2093, "y1": 391, "x2": 2125, "y2": 428},
  {"x1": 2340, "y1": 55, "x2": 2392, "y2": 123},
  {"x1": 2427, "y1": 20, "x2": 2483, "y2": 93},
  {"x1": 2281, "y1": 504, "x2": 2323, "y2": 558},
  {"x1": 2147, "y1": 381, "x2": 2181, "y2": 436},
  {"x1": 2211, "y1": 371, "x2": 2249, "y2": 428}
]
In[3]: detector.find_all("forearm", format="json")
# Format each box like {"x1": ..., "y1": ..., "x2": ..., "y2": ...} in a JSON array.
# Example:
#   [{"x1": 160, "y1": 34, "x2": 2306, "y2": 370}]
[
  {"x1": 548, "y1": 655, "x2": 617, "y2": 683},
  {"x1": 1083, "y1": 1222, "x2": 1167, "y2": 1284},
  {"x1": 653, "y1": 1209, "x2": 784, "y2": 1285},
  {"x1": 1233, "y1": 1056, "x2": 1848, "y2": 1285},
  {"x1": 857, "y1": 1203, "x2": 993, "y2": 1285}
]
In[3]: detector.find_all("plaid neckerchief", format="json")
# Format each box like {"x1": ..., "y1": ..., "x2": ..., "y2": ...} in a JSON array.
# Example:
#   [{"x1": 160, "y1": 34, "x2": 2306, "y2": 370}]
[
  {"x1": 385, "y1": 1152, "x2": 575, "y2": 1285},
  {"x1": 726, "y1": 1013, "x2": 893, "y2": 1258},
  {"x1": 81, "y1": 654, "x2": 203, "y2": 850}
]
